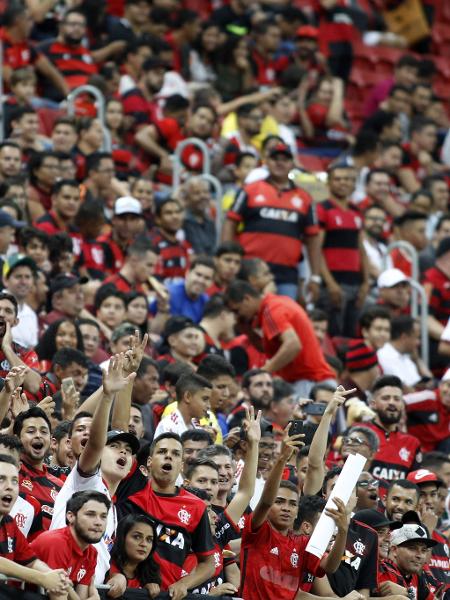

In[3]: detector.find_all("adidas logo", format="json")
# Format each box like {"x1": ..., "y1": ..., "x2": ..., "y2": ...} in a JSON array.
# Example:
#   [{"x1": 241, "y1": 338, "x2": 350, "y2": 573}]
[{"x1": 270, "y1": 547, "x2": 279, "y2": 555}]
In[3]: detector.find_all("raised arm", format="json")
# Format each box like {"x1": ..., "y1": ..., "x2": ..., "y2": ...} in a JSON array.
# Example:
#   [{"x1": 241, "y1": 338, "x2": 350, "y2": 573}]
[
  {"x1": 0, "y1": 366, "x2": 28, "y2": 424},
  {"x1": 79, "y1": 354, "x2": 136, "y2": 475},
  {"x1": 252, "y1": 426, "x2": 304, "y2": 531},
  {"x1": 227, "y1": 407, "x2": 261, "y2": 524},
  {"x1": 1, "y1": 324, "x2": 41, "y2": 393},
  {"x1": 111, "y1": 331, "x2": 148, "y2": 431},
  {"x1": 303, "y1": 386, "x2": 355, "y2": 495}
]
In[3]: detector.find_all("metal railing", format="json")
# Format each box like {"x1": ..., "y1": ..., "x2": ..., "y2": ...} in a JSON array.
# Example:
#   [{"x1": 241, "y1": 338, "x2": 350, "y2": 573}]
[
  {"x1": 198, "y1": 173, "x2": 223, "y2": 239},
  {"x1": 172, "y1": 137, "x2": 211, "y2": 190},
  {"x1": 66, "y1": 85, "x2": 112, "y2": 152},
  {"x1": 383, "y1": 241, "x2": 429, "y2": 364}
]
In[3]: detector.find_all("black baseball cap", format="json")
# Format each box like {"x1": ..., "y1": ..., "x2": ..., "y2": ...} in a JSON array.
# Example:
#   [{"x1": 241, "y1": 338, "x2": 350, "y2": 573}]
[
  {"x1": 163, "y1": 316, "x2": 201, "y2": 340},
  {"x1": 49, "y1": 273, "x2": 89, "y2": 296},
  {"x1": 268, "y1": 143, "x2": 294, "y2": 159},
  {"x1": 0, "y1": 210, "x2": 25, "y2": 229},
  {"x1": 106, "y1": 430, "x2": 140, "y2": 455},
  {"x1": 354, "y1": 509, "x2": 399, "y2": 530}
]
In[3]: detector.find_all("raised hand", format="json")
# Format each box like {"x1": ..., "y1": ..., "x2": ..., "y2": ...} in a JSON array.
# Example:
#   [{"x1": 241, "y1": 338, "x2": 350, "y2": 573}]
[
  {"x1": 1, "y1": 322, "x2": 13, "y2": 351},
  {"x1": 280, "y1": 423, "x2": 304, "y2": 462},
  {"x1": 10, "y1": 387, "x2": 29, "y2": 419},
  {"x1": 4, "y1": 366, "x2": 28, "y2": 394},
  {"x1": 242, "y1": 405, "x2": 262, "y2": 445},
  {"x1": 123, "y1": 330, "x2": 149, "y2": 375},
  {"x1": 325, "y1": 497, "x2": 349, "y2": 533},
  {"x1": 61, "y1": 380, "x2": 80, "y2": 420},
  {"x1": 36, "y1": 396, "x2": 55, "y2": 419},
  {"x1": 325, "y1": 385, "x2": 357, "y2": 418},
  {"x1": 103, "y1": 354, "x2": 137, "y2": 396}
]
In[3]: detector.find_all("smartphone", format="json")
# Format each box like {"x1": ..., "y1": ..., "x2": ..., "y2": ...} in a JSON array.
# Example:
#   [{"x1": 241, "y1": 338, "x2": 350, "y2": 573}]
[
  {"x1": 61, "y1": 377, "x2": 75, "y2": 395},
  {"x1": 289, "y1": 420, "x2": 304, "y2": 437},
  {"x1": 43, "y1": 381, "x2": 51, "y2": 397},
  {"x1": 0, "y1": 318, "x2": 6, "y2": 338},
  {"x1": 306, "y1": 403, "x2": 327, "y2": 416}
]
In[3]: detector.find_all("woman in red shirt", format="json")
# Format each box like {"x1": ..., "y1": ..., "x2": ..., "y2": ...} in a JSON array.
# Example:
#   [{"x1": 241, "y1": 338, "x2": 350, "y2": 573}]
[{"x1": 108, "y1": 514, "x2": 161, "y2": 597}]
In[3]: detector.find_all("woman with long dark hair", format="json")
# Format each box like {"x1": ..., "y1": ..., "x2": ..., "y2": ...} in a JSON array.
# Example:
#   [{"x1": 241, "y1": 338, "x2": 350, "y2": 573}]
[
  {"x1": 35, "y1": 318, "x2": 84, "y2": 372},
  {"x1": 107, "y1": 514, "x2": 161, "y2": 598}
]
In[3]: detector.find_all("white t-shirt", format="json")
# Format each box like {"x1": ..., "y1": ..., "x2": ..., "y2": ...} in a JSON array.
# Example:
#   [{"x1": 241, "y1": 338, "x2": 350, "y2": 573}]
[
  {"x1": 12, "y1": 302, "x2": 38, "y2": 348},
  {"x1": 50, "y1": 463, "x2": 116, "y2": 584},
  {"x1": 153, "y1": 408, "x2": 189, "y2": 439},
  {"x1": 377, "y1": 343, "x2": 421, "y2": 387}
]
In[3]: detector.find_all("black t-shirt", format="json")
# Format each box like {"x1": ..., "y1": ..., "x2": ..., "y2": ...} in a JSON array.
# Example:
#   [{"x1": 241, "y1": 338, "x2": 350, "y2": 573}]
[{"x1": 328, "y1": 518, "x2": 378, "y2": 595}]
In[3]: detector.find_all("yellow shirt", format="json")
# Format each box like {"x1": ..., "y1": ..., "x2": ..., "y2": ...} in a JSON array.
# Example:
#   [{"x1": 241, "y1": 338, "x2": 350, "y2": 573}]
[
  {"x1": 161, "y1": 401, "x2": 223, "y2": 444},
  {"x1": 221, "y1": 113, "x2": 280, "y2": 152}
]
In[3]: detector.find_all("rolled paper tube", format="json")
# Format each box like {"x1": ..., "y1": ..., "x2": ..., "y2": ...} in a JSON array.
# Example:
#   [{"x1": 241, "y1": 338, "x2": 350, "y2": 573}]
[
  {"x1": 305, "y1": 452, "x2": 367, "y2": 558},
  {"x1": 148, "y1": 275, "x2": 169, "y2": 300}
]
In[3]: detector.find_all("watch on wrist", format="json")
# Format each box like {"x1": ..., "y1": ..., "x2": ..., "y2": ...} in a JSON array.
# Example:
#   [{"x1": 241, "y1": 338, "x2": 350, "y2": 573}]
[{"x1": 310, "y1": 275, "x2": 322, "y2": 284}]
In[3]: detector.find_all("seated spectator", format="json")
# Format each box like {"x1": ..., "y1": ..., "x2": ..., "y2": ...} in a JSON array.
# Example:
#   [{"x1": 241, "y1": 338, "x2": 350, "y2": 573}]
[
  {"x1": 376, "y1": 268, "x2": 411, "y2": 317},
  {"x1": 340, "y1": 340, "x2": 379, "y2": 402},
  {"x1": 35, "y1": 318, "x2": 83, "y2": 372},
  {"x1": 9, "y1": 107, "x2": 50, "y2": 155},
  {"x1": 45, "y1": 274, "x2": 86, "y2": 325},
  {"x1": 107, "y1": 514, "x2": 161, "y2": 595},
  {"x1": 0, "y1": 142, "x2": 22, "y2": 184},
  {"x1": 125, "y1": 292, "x2": 150, "y2": 339},
  {"x1": 50, "y1": 116, "x2": 78, "y2": 154},
  {"x1": 103, "y1": 238, "x2": 159, "y2": 294},
  {"x1": 360, "y1": 306, "x2": 392, "y2": 351},
  {"x1": 264, "y1": 379, "x2": 296, "y2": 432},
  {"x1": 199, "y1": 295, "x2": 236, "y2": 356},
  {"x1": 130, "y1": 177, "x2": 155, "y2": 229},
  {"x1": 74, "y1": 199, "x2": 106, "y2": 280},
  {"x1": 207, "y1": 241, "x2": 243, "y2": 296},
  {"x1": 131, "y1": 356, "x2": 162, "y2": 441},
  {"x1": 163, "y1": 256, "x2": 215, "y2": 323},
  {"x1": 157, "y1": 316, "x2": 205, "y2": 369},
  {"x1": 222, "y1": 103, "x2": 263, "y2": 158},
  {"x1": 362, "y1": 205, "x2": 391, "y2": 286},
  {"x1": 399, "y1": 118, "x2": 440, "y2": 194},
  {"x1": 31, "y1": 490, "x2": 110, "y2": 597},
  {"x1": 94, "y1": 285, "x2": 127, "y2": 338},
  {"x1": 3, "y1": 67, "x2": 37, "y2": 137},
  {"x1": 17, "y1": 227, "x2": 51, "y2": 273},
  {"x1": 377, "y1": 316, "x2": 432, "y2": 389}
]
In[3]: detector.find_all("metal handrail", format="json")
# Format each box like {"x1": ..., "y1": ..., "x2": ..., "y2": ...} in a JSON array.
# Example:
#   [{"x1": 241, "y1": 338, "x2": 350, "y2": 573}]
[
  {"x1": 66, "y1": 85, "x2": 112, "y2": 152},
  {"x1": 199, "y1": 173, "x2": 223, "y2": 240},
  {"x1": 409, "y1": 279, "x2": 429, "y2": 365},
  {"x1": 173, "y1": 138, "x2": 211, "y2": 190},
  {"x1": 383, "y1": 241, "x2": 419, "y2": 317}
]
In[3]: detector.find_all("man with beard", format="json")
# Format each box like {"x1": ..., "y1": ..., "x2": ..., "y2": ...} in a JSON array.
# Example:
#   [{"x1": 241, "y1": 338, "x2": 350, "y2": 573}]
[
  {"x1": 385, "y1": 479, "x2": 420, "y2": 522},
  {"x1": 39, "y1": 9, "x2": 98, "y2": 101},
  {"x1": 361, "y1": 205, "x2": 390, "y2": 285},
  {"x1": 361, "y1": 375, "x2": 421, "y2": 482},
  {"x1": 31, "y1": 491, "x2": 110, "y2": 598},
  {"x1": 317, "y1": 165, "x2": 369, "y2": 337},
  {"x1": 227, "y1": 368, "x2": 274, "y2": 429}
]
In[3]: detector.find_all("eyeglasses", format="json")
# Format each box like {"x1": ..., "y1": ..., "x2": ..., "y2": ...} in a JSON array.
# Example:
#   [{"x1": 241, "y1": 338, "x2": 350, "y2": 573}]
[
  {"x1": 342, "y1": 436, "x2": 369, "y2": 447},
  {"x1": 259, "y1": 442, "x2": 276, "y2": 451},
  {"x1": 357, "y1": 479, "x2": 379, "y2": 488}
]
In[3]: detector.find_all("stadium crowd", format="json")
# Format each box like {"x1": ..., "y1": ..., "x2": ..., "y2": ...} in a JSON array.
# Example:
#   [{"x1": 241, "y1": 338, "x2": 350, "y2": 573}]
[{"x1": 0, "y1": 0, "x2": 449, "y2": 598}]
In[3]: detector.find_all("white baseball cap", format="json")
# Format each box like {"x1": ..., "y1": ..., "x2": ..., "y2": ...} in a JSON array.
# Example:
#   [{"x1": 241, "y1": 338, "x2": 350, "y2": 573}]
[
  {"x1": 114, "y1": 196, "x2": 142, "y2": 216},
  {"x1": 390, "y1": 523, "x2": 436, "y2": 548},
  {"x1": 377, "y1": 268, "x2": 408, "y2": 289}
]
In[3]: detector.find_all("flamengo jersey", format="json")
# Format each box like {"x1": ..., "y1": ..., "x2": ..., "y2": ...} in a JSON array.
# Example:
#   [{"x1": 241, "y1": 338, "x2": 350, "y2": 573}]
[
  {"x1": 0, "y1": 515, "x2": 36, "y2": 565},
  {"x1": 227, "y1": 178, "x2": 318, "y2": 284},
  {"x1": 429, "y1": 530, "x2": 450, "y2": 589},
  {"x1": 360, "y1": 421, "x2": 421, "y2": 481},
  {"x1": 240, "y1": 515, "x2": 323, "y2": 600},
  {"x1": 328, "y1": 519, "x2": 378, "y2": 596},
  {"x1": 404, "y1": 388, "x2": 450, "y2": 452},
  {"x1": 19, "y1": 461, "x2": 63, "y2": 531},
  {"x1": 118, "y1": 483, "x2": 215, "y2": 589},
  {"x1": 378, "y1": 559, "x2": 434, "y2": 600}
]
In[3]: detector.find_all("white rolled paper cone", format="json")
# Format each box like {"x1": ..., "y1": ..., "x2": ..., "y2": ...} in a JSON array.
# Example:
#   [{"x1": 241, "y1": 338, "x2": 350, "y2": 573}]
[{"x1": 305, "y1": 452, "x2": 367, "y2": 558}]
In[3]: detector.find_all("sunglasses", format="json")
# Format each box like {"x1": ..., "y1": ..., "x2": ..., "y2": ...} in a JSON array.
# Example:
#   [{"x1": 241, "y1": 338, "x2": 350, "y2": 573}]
[
  {"x1": 357, "y1": 479, "x2": 379, "y2": 488},
  {"x1": 342, "y1": 436, "x2": 369, "y2": 446}
]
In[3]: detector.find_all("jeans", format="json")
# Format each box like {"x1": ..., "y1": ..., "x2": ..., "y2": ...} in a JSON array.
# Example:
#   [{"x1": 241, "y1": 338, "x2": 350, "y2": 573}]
[
  {"x1": 318, "y1": 282, "x2": 361, "y2": 337},
  {"x1": 277, "y1": 282, "x2": 298, "y2": 300}
]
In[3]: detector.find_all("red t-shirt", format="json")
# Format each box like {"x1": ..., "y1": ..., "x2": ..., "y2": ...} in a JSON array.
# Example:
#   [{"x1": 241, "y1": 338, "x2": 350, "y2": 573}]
[
  {"x1": 404, "y1": 388, "x2": 450, "y2": 452},
  {"x1": 256, "y1": 294, "x2": 335, "y2": 383},
  {"x1": 0, "y1": 344, "x2": 39, "y2": 378},
  {"x1": 109, "y1": 560, "x2": 141, "y2": 588},
  {"x1": 31, "y1": 526, "x2": 97, "y2": 586},
  {"x1": 240, "y1": 515, "x2": 323, "y2": 600}
]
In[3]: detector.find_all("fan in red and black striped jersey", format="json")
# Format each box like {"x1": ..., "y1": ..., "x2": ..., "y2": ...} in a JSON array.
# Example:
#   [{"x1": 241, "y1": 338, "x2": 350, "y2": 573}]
[
  {"x1": 14, "y1": 407, "x2": 64, "y2": 532},
  {"x1": 117, "y1": 433, "x2": 216, "y2": 593}
]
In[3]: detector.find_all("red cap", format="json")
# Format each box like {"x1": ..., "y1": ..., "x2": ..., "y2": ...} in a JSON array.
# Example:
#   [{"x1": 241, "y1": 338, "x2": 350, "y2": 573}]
[
  {"x1": 268, "y1": 143, "x2": 294, "y2": 159},
  {"x1": 406, "y1": 469, "x2": 445, "y2": 487},
  {"x1": 296, "y1": 25, "x2": 319, "y2": 39}
]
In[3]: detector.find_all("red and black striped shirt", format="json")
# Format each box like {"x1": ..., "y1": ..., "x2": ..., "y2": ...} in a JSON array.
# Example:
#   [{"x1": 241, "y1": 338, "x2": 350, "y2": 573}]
[
  {"x1": 228, "y1": 178, "x2": 319, "y2": 284},
  {"x1": 39, "y1": 40, "x2": 98, "y2": 90},
  {"x1": 317, "y1": 199, "x2": 363, "y2": 285},
  {"x1": 19, "y1": 461, "x2": 63, "y2": 531},
  {"x1": 0, "y1": 515, "x2": 36, "y2": 564},
  {"x1": 149, "y1": 228, "x2": 192, "y2": 280},
  {"x1": 423, "y1": 266, "x2": 450, "y2": 326}
]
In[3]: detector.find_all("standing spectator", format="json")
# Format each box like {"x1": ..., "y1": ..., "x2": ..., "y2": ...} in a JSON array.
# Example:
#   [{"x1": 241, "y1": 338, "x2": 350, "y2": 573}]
[
  {"x1": 38, "y1": 9, "x2": 98, "y2": 100},
  {"x1": 359, "y1": 307, "x2": 392, "y2": 351},
  {"x1": 14, "y1": 407, "x2": 64, "y2": 531},
  {"x1": 35, "y1": 179, "x2": 82, "y2": 242},
  {"x1": 50, "y1": 117, "x2": 78, "y2": 154},
  {"x1": 28, "y1": 152, "x2": 61, "y2": 214},
  {"x1": 361, "y1": 375, "x2": 421, "y2": 482},
  {"x1": 0, "y1": 142, "x2": 22, "y2": 183},
  {"x1": 376, "y1": 268, "x2": 411, "y2": 317},
  {"x1": 392, "y1": 211, "x2": 428, "y2": 277},
  {"x1": 207, "y1": 241, "x2": 243, "y2": 296},
  {"x1": 4, "y1": 254, "x2": 38, "y2": 349},
  {"x1": 340, "y1": 340, "x2": 380, "y2": 402},
  {"x1": 317, "y1": 165, "x2": 369, "y2": 336},
  {"x1": 150, "y1": 198, "x2": 193, "y2": 281},
  {"x1": 223, "y1": 143, "x2": 322, "y2": 300},
  {"x1": 250, "y1": 20, "x2": 288, "y2": 87},
  {"x1": 31, "y1": 490, "x2": 110, "y2": 598},
  {"x1": 45, "y1": 274, "x2": 86, "y2": 325},
  {"x1": 361, "y1": 205, "x2": 390, "y2": 285},
  {"x1": 398, "y1": 118, "x2": 439, "y2": 193},
  {"x1": 103, "y1": 239, "x2": 159, "y2": 294},
  {"x1": 225, "y1": 281, "x2": 335, "y2": 396},
  {"x1": 182, "y1": 178, "x2": 217, "y2": 256}
]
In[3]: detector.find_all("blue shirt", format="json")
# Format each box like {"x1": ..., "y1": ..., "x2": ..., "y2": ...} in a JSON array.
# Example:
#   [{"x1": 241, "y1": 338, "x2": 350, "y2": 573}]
[{"x1": 167, "y1": 281, "x2": 208, "y2": 323}]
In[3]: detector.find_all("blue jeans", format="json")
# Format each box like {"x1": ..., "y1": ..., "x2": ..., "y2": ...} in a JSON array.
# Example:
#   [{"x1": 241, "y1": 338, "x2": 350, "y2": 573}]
[{"x1": 277, "y1": 282, "x2": 298, "y2": 300}]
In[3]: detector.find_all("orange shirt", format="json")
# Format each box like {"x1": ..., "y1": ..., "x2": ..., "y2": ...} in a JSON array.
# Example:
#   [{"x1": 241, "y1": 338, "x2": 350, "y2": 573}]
[{"x1": 256, "y1": 294, "x2": 334, "y2": 383}]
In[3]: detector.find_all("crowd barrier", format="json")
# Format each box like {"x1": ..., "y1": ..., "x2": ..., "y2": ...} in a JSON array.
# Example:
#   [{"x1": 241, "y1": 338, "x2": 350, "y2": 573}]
[{"x1": 0, "y1": 583, "x2": 236, "y2": 600}]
